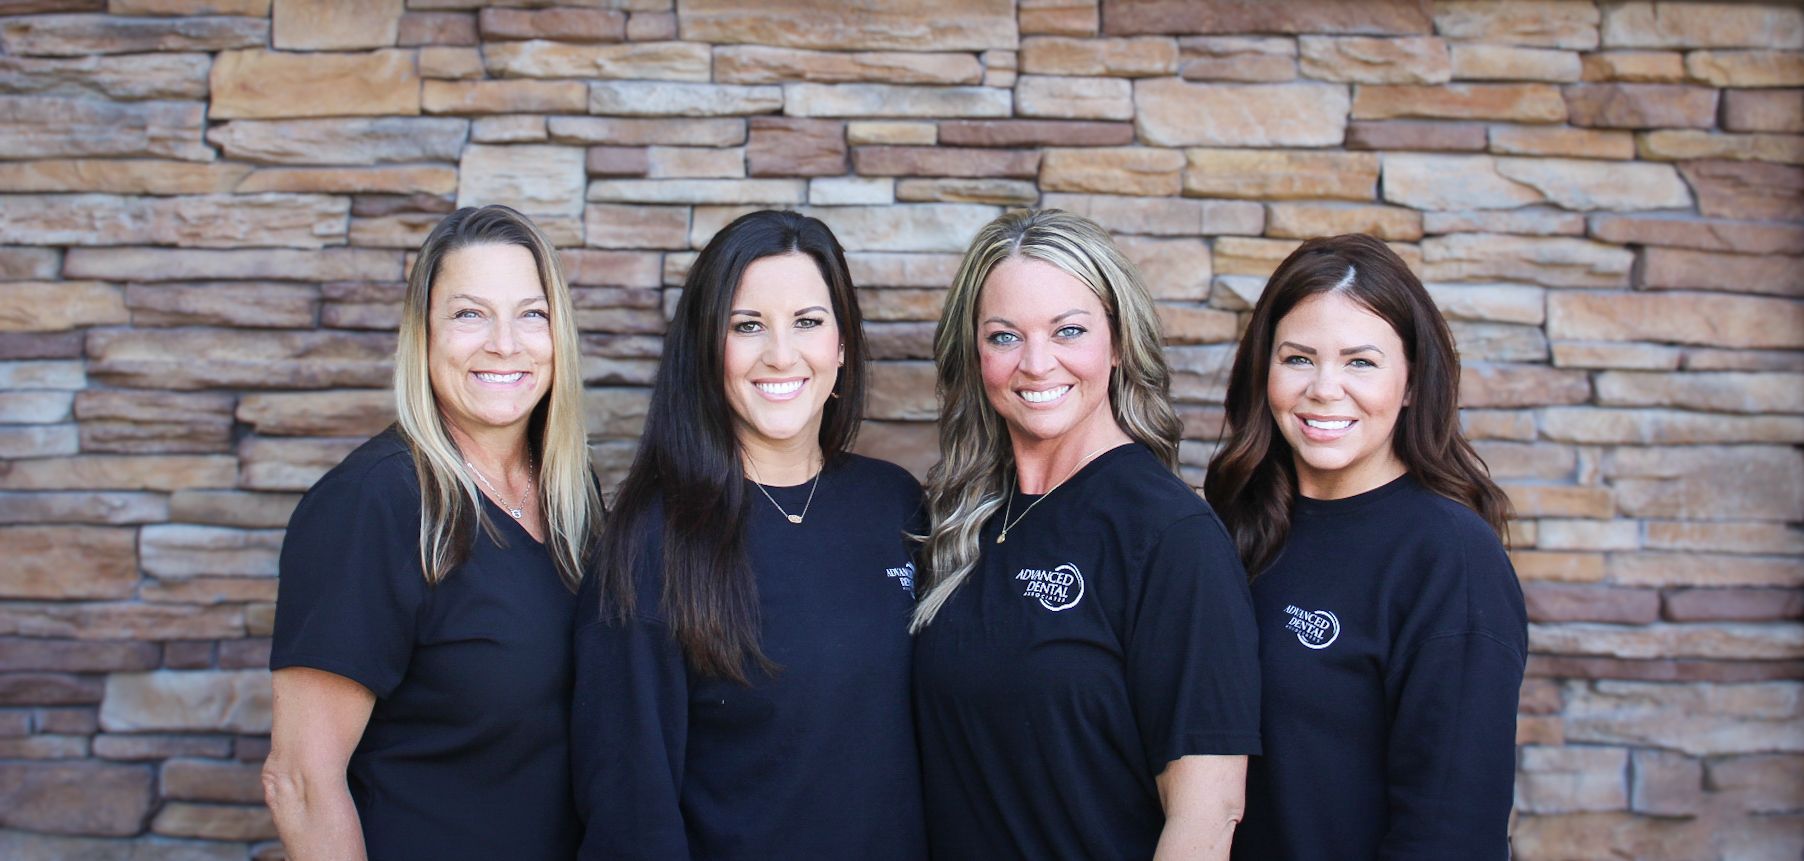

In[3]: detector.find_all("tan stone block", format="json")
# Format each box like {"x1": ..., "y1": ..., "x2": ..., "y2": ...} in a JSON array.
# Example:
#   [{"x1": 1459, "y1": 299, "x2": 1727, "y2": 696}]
[
  {"x1": 549, "y1": 116, "x2": 745, "y2": 147},
  {"x1": 1641, "y1": 248, "x2": 1803, "y2": 297},
  {"x1": 0, "y1": 602, "x2": 247, "y2": 641},
  {"x1": 0, "y1": 454, "x2": 238, "y2": 492},
  {"x1": 0, "y1": 247, "x2": 60, "y2": 281},
  {"x1": 237, "y1": 166, "x2": 457, "y2": 196},
  {"x1": 587, "y1": 178, "x2": 805, "y2": 206},
  {"x1": 1687, "y1": 50, "x2": 1804, "y2": 88},
  {"x1": 238, "y1": 436, "x2": 362, "y2": 491},
  {"x1": 867, "y1": 360, "x2": 937, "y2": 420},
  {"x1": 645, "y1": 146, "x2": 743, "y2": 179},
  {"x1": 0, "y1": 281, "x2": 124, "y2": 332},
  {"x1": 0, "y1": 761, "x2": 153, "y2": 838},
  {"x1": 1493, "y1": 156, "x2": 1690, "y2": 211},
  {"x1": 1299, "y1": 36, "x2": 1450, "y2": 84},
  {"x1": 0, "y1": 52, "x2": 210, "y2": 101},
  {"x1": 124, "y1": 282, "x2": 316, "y2": 330},
  {"x1": 1177, "y1": 35, "x2": 1295, "y2": 82},
  {"x1": 1580, "y1": 50, "x2": 1686, "y2": 82},
  {"x1": 207, "y1": 117, "x2": 469, "y2": 166},
  {"x1": 67, "y1": 246, "x2": 400, "y2": 283},
  {"x1": 1354, "y1": 83, "x2": 1567, "y2": 122},
  {"x1": 1019, "y1": 36, "x2": 1176, "y2": 77},
  {"x1": 100, "y1": 670, "x2": 270, "y2": 733},
  {"x1": 586, "y1": 145, "x2": 648, "y2": 176},
  {"x1": 1265, "y1": 202, "x2": 1422, "y2": 241},
  {"x1": 1460, "y1": 362, "x2": 1590, "y2": 408},
  {"x1": 1562, "y1": 83, "x2": 1717, "y2": 128},
  {"x1": 1596, "y1": 371, "x2": 1804, "y2": 414},
  {"x1": 852, "y1": 419, "x2": 936, "y2": 478},
  {"x1": 1211, "y1": 237, "x2": 1298, "y2": 278},
  {"x1": 111, "y1": 0, "x2": 270, "y2": 13},
  {"x1": 1539, "y1": 406, "x2": 1804, "y2": 445},
  {"x1": 626, "y1": 11, "x2": 678, "y2": 42},
  {"x1": 398, "y1": 11, "x2": 477, "y2": 47},
  {"x1": 1136, "y1": 79, "x2": 1349, "y2": 147},
  {"x1": 140, "y1": 524, "x2": 281, "y2": 579},
  {"x1": 679, "y1": 0, "x2": 1016, "y2": 51},
  {"x1": 847, "y1": 121, "x2": 937, "y2": 146},
  {"x1": 0, "y1": 13, "x2": 265, "y2": 56},
  {"x1": 458, "y1": 144, "x2": 586, "y2": 218},
  {"x1": 1600, "y1": 2, "x2": 1804, "y2": 50},
  {"x1": 1505, "y1": 487, "x2": 1611, "y2": 521},
  {"x1": 561, "y1": 249, "x2": 663, "y2": 288},
  {"x1": 1639, "y1": 129, "x2": 1804, "y2": 164},
  {"x1": 1453, "y1": 321, "x2": 1550, "y2": 362},
  {"x1": 1610, "y1": 553, "x2": 1803, "y2": 589},
  {"x1": 152, "y1": 801, "x2": 277, "y2": 842},
  {"x1": 845, "y1": 253, "x2": 963, "y2": 288},
  {"x1": 1422, "y1": 234, "x2": 1631, "y2": 288},
  {"x1": 211, "y1": 49, "x2": 420, "y2": 120},
  {"x1": 858, "y1": 288, "x2": 945, "y2": 321},
  {"x1": 593, "y1": 81, "x2": 784, "y2": 117},
  {"x1": 855, "y1": 145, "x2": 1038, "y2": 179},
  {"x1": 169, "y1": 490, "x2": 300, "y2": 529},
  {"x1": 1036, "y1": 147, "x2": 1180, "y2": 195},
  {"x1": 1550, "y1": 290, "x2": 1803, "y2": 349},
  {"x1": 0, "y1": 95, "x2": 210, "y2": 161},
  {"x1": 1532, "y1": 520, "x2": 1641, "y2": 552},
  {"x1": 1114, "y1": 235, "x2": 1211, "y2": 301},
  {"x1": 478, "y1": 7, "x2": 625, "y2": 42},
  {"x1": 1710, "y1": 754, "x2": 1804, "y2": 814},
  {"x1": 894, "y1": 178, "x2": 1036, "y2": 206},
  {"x1": 1724, "y1": 89, "x2": 1804, "y2": 133},
  {"x1": 1511, "y1": 548, "x2": 1608, "y2": 581},
  {"x1": 0, "y1": 391, "x2": 73, "y2": 424},
  {"x1": 0, "y1": 193, "x2": 348, "y2": 250},
  {"x1": 161, "y1": 758, "x2": 265, "y2": 804},
  {"x1": 1550, "y1": 341, "x2": 1681, "y2": 370},
  {"x1": 1014, "y1": 75, "x2": 1133, "y2": 120},
  {"x1": 418, "y1": 45, "x2": 483, "y2": 79},
  {"x1": 1461, "y1": 408, "x2": 1539, "y2": 441},
  {"x1": 1680, "y1": 160, "x2": 1804, "y2": 221},
  {"x1": 1627, "y1": 748, "x2": 1705, "y2": 816},
  {"x1": 0, "y1": 159, "x2": 250, "y2": 195},
  {"x1": 1422, "y1": 206, "x2": 1585, "y2": 236},
  {"x1": 1517, "y1": 715, "x2": 1564, "y2": 745},
  {"x1": 1451, "y1": 44, "x2": 1582, "y2": 82},
  {"x1": 1381, "y1": 154, "x2": 1544, "y2": 210},
  {"x1": 1428, "y1": 283, "x2": 1546, "y2": 324},
  {"x1": 237, "y1": 390, "x2": 394, "y2": 437},
  {"x1": 1609, "y1": 445, "x2": 1804, "y2": 522},
  {"x1": 938, "y1": 119, "x2": 1131, "y2": 148},
  {"x1": 1344, "y1": 120, "x2": 1487, "y2": 151},
  {"x1": 1488, "y1": 124, "x2": 1635, "y2": 158},
  {"x1": 273, "y1": 0, "x2": 403, "y2": 50},
  {"x1": 1104, "y1": 0, "x2": 1431, "y2": 36},
  {"x1": 483, "y1": 40, "x2": 708, "y2": 81},
  {"x1": 87, "y1": 328, "x2": 395, "y2": 390},
  {"x1": 0, "y1": 526, "x2": 137, "y2": 599},
  {"x1": 1156, "y1": 303, "x2": 1237, "y2": 345},
  {"x1": 1516, "y1": 745, "x2": 1628, "y2": 813},
  {"x1": 0, "y1": 359, "x2": 85, "y2": 389},
  {"x1": 813, "y1": 176, "x2": 896, "y2": 205},
  {"x1": 1184, "y1": 148, "x2": 1377, "y2": 201},
  {"x1": 1434, "y1": 1, "x2": 1599, "y2": 50},
  {"x1": 424, "y1": 79, "x2": 587, "y2": 115},
  {"x1": 1041, "y1": 192, "x2": 1263, "y2": 236},
  {"x1": 1472, "y1": 441, "x2": 1574, "y2": 480},
  {"x1": 716, "y1": 45, "x2": 982, "y2": 85}
]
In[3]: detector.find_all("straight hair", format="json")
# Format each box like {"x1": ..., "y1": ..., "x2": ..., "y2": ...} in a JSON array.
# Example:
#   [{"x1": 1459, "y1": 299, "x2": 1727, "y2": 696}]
[
  {"x1": 598, "y1": 210, "x2": 868, "y2": 684},
  {"x1": 393, "y1": 204, "x2": 602, "y2": 590},
  {"x1": 1203, "y1": 234, "x2": 1511, "y2": 576}
]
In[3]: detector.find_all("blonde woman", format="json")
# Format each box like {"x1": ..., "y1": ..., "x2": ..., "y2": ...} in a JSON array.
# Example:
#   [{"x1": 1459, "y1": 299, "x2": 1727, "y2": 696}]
[
  {"x1": 263, "y1": 205, "x2": 603, "y2": 861},
  {"x1": 912, "y1": 209, "x2": 1260, "y2": 860}
]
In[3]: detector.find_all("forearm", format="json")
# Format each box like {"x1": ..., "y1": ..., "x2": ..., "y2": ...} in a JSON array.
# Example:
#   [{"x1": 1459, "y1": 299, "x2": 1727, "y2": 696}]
[
  {"x1": 264, "y1": 767, "x2": 369, "y2": 861},
  {"x1": 1153, "y1": 754, "x2": 1246, "y2": 861},
  {"x1": 1153, "y1": 809, "x2": 1239, "y2": 861}
]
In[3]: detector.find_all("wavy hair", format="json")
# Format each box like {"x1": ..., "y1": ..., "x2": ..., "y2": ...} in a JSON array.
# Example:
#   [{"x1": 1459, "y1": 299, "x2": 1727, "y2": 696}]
[
  {"x1": 598, "y1": 210, "x2": 868, "y2": 684},
  {"x1": 911, "y1": 209, "x2": 1181, "y2": 630},
  {"x1": 393, "y1": 204, "x2": 601, "y2": 591},
  {"x1": 1203, "y1": 234, "x2": 1511, "y2": 576}
]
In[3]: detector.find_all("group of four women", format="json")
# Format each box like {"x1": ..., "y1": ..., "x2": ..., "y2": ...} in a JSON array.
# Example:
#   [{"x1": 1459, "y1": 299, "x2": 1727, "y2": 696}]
[{"x1": 261, "y1": 204, "x2": 1527, "y2": 860}]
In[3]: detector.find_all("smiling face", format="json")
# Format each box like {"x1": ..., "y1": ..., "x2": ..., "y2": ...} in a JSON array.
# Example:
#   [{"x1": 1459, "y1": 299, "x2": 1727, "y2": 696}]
[
  {"x1": 1267, "y1": 290, "x2": 1411, "y2": 500},
  {"x1": 722, "y1": 252, "x2": 841, "y2": 463},
  {"x1": 427, "y1": 243, "x2": 554, "y2": 442},
  {"x1": 976, "y1": 256, "x2": 1119, "y2": 451}
]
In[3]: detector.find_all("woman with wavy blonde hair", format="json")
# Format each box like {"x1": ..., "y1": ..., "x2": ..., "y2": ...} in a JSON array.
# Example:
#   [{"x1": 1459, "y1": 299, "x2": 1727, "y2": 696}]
[
  {"x1": 912, "y1": 209, "x2": 1261, "y2": 860},
  {"x1": 265, "y1": 205, "x2": 602, "y2": 861}
]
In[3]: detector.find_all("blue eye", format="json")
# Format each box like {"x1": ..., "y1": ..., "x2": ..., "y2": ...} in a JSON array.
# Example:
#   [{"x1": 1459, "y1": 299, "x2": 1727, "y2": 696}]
[
  {"x1": 796, "y1": 317, "x2": 824, "y2": 330},
  {"x1": 986, "y1": 331, "x2": 1020, "y2": 346},
  {"x1": 452, "y1": 308, "x2": 481, "y2": 320},
  {"x1": 1280, "y1": 355, "x2": 1312, "y2": 366},
  {"x1": 1055, "y1": 324, "x2": 1086, "y2": 339},
  {"x1": 732, "y1": 320, "x2": 762, "y2": 334},
  {"x1": 524, "y1": 309, "x2": 549, "y2": 319},
  {"x1": 1348, "y1": 357, "x2": 1376, "y2": 368}
]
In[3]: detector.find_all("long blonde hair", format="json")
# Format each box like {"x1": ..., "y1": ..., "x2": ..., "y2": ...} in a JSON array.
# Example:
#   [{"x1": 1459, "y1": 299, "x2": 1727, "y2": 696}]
[
  {"x1": 393, "y1": 205, "x2": 601, "y2": 590},
  {"x1": 911, "y1": 209, "x2": 1181, "y2": 630}
]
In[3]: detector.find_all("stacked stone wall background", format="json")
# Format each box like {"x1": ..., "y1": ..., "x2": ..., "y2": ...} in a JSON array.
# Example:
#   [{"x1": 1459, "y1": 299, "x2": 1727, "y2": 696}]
[{"x1": 0, "y1": 0, "x2": 1799, "y2": 857}]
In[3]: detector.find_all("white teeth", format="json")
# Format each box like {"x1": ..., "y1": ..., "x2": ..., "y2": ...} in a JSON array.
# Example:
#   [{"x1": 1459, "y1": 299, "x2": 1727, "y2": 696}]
[
  {"x1": 757, "y1": 380, "x2": 803, "y2": 396},
  {"x1": 475, "y1": 372, "x2": 523, "y2": 383},
  {"x1": 1020, "y1": 386, "x2": 1070, "y2": 404},
  {"x1": 1305, "y1": 419, "x2": 1352, "y2": 430}
]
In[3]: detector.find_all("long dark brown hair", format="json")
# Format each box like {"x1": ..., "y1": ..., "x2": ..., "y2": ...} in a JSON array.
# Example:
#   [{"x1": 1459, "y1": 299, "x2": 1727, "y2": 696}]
[
  {"x1": 597, "y1": 210, "x2": 867, "y2": 683},
  {"x1": 1203, "y1": 234, "x2": 1510, "y2": 576}
]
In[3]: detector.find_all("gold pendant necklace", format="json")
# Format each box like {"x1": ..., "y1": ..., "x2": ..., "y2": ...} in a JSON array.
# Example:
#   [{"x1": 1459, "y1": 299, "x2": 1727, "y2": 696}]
[
  {"x1": 747, "y1": 455, "x2": 821, "y2": 525},
  {"x1": 996, "y1": 443, "x2": 1118, "y2": 544}
]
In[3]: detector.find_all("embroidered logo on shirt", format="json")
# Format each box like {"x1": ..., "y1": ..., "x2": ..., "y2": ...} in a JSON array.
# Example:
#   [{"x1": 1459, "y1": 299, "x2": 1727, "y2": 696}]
[
  {"x1": 1016, "y1": 563, "x2": 1084, "y2": 612},
  {"x1": 1283, "y1": 604, "x2": 1340, "y2": 649},
  {"x1": 886, "y1": 561, "x2": 915, "y2": 597}
]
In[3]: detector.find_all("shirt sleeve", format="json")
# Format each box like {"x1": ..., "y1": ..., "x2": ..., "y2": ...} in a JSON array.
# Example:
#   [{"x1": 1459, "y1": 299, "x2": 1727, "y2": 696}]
[
  {"x1": 1378, "y1": 537, "x2": 1527, "y2": 860},
  {"x1": 1126, "y1": 512, "x2": 1263, "y2": 772},
  {"x1": 269, "y1": 455, "x2": 427, "y2": 698},
  {"x1": 571, "y1": 571, "x2": 692, "y2": 860}
]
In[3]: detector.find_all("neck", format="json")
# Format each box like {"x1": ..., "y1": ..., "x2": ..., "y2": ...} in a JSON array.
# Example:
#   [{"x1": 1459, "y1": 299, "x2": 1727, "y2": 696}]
[
  {"x1": 1009, "y1": 421, "x2": 1133, "y2": 495},
  {"x1": 740, "y1": 436, "x2": 823, "y2": 486},
  {"x1": 447, "y1": 420, "x2": 532, "y2": 480},
  {"x1": 1296, "y1": 454, "x2": 1407, "y2": 501}
]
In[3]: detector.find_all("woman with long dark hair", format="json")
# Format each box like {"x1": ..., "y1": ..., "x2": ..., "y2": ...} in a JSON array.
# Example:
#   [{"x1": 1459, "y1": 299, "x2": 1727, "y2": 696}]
[
  {"x1": 1205, "y1": 234, "x2": 1526, "y2": 859},
  {"x1": 571, "y1": 210, "x2": 926, "y2": 858}
]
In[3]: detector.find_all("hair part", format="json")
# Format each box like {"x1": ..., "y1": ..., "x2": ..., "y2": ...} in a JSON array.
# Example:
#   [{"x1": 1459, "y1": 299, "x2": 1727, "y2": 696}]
[
  {"x1": 1203, "y1": 233, "x2": 1512, "y2": 576},
  {"x1": 911, "y1": 209, "x2": 1182, "y2": 631},
  {"x1": 393, "y1": 204, "x2": 602, "y2": 591},
  {"x1": 598, "y1": 210, "x2": 867, "y2": 684}
]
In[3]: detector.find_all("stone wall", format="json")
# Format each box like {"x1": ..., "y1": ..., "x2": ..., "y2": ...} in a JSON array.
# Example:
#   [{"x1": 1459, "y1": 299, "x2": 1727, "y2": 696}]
[{"x1": 0, "y1": 0, "x2": 1799, "y2": 857}]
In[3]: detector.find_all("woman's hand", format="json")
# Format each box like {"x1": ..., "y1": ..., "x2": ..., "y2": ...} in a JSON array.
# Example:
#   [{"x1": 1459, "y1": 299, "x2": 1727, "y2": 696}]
[
  {"x1": 1154, "y1": 754, "x2": 1248, "y2": 860},
  {"x1": 262, "y1": 667, "x2": 376, "y2": 861}
]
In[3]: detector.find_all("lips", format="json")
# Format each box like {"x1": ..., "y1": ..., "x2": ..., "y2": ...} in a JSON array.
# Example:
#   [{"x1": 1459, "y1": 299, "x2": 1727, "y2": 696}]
[
  {"x1": 473, "y1": 371, "x2": 526, "y2": 384},
  {"x1": 1018, "y1": 384, "x2": 1070, "y2": 405},
  {"x1": 1297, "y1": 414, "x2": 1356, "y2": 442},
  {"x1": 754, "y1": 378, "x2": 806, "y2": 400}
]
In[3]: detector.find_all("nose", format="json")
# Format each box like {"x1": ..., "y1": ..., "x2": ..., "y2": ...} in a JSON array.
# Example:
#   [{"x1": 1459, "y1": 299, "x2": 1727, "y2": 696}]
[
  {"x1": 761, "y1": 325, "x2": 800, "y2": 369},
  {"x1": 1019, "y1": 335, "x2": 1056, "y2": 377},
  {"x1": 1303, "y1": 362, "x2": 1344, "y2": 402},
  {"x1": 485, "y1": 317, "x2": 518, "y2": 356}
]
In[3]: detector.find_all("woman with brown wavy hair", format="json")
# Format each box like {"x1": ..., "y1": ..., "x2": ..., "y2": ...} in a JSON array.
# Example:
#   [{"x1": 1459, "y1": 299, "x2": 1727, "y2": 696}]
[{"x1": 1205, "y1": 234, "x2": 1526, "y2": 860}]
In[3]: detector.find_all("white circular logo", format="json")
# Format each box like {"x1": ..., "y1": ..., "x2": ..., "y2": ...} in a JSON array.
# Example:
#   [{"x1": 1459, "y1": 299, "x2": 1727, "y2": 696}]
[
  {"x1": 1015, "y1": 562, "x2": 1085, "y2": 612},
  {"x1": 1292, "y1": 608, "x2": 1340, "y2": 649}
]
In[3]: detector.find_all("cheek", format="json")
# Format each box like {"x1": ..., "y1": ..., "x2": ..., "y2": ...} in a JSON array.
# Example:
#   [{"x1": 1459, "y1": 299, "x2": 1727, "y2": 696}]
[{"x1": 977, "y1": 346, "x2": 1013, "y2": 393}]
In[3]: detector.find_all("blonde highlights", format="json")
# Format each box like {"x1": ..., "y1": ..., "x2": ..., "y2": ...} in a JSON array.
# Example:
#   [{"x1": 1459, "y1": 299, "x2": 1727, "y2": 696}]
[
  {"x1": 910, "y1": 209, "x2": 1181, "y2": 630},
  {"x1": 394, "y1": 205, "x2": 601, "y2": 590}
]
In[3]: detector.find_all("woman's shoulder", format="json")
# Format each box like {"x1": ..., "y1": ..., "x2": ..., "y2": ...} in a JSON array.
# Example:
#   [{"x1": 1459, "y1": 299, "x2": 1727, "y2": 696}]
[
  {"x1": 294, "y1": 428, "x2": 419, "y2": 516},
  {"x1": 1089, "y1": 444, "x2": 1212, "y2": 520}
]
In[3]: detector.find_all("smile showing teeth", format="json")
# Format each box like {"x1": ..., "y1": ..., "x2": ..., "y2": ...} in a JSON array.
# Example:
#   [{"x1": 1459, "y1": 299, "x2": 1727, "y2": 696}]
[
  {"x1": 1304, "y1": 418, "x2": 1352, "y2": 430},
  {"x1": 1020, "y1": 385, "x2": 1070, "y2": 404},
  {"x1": 756, "y1": 380, "x2": 804, "y2": 396},
  {"x1": 475, "y1": 372, "x2": 523, "y2": 384}
]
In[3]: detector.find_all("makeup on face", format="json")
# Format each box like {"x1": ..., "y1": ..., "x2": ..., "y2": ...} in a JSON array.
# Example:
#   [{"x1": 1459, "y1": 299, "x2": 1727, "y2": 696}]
[
  {"x1": 427, "y1": 243, "x2": 554, "y2": 441},
  {"x1": 976, "y1": 257, "x2": 1120, "y2": 452},
  {"x1": 722, "y1": 253, "x2": 842, "y2": 468}
]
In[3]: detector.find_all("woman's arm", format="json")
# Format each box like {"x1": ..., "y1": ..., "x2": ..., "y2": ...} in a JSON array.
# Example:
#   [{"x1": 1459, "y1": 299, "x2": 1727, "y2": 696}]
[
  {"x1": 1154, "y1": 754, "x2": 1247, "y2": 861},
  {"x1": 262, "y1": 667, "x2": 375, "y2": 861}
]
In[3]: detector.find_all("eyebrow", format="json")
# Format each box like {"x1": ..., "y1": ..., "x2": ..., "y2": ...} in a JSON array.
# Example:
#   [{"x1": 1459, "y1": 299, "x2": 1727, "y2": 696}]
[
  {"x1": 982, "y1": 309, "x2": 1092, "y2": 327},
  {"x1": 1276, "y1": 340, "x2": 1385, "y2": 356},
  {"x1": 729, "y1": 306, "x2": 831, "y2": 318},
  {"x1": 448, "y1": 294, "x2": 545, "y2": 306}
]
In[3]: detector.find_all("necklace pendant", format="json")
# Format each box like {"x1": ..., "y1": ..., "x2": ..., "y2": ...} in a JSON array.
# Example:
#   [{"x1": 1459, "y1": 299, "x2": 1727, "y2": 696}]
[
  {"x1": 787, "y1": 514, "x2": 803, "y2": 524},
  {"x1": 508, "y1": 507, "x2": 524, "y2": 519},
  {"x1": 996, "y1": 532, "x2": 1006, "y2": 544}
]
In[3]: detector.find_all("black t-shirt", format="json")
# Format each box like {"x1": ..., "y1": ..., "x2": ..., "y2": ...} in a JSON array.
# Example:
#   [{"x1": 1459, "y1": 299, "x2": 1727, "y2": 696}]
[
  {"x1": 571, "y1": 453, "x2": 928, "y2": 860},
  {"x1": 1232, "y1": 474, "x2": 1527, "y2": 861},
  {"x1": 913, "y1": 443, "x2": 1261, "y2": 860},
  {"x1": 270, "y1": 430, "x2": 581, "y2": 861}
]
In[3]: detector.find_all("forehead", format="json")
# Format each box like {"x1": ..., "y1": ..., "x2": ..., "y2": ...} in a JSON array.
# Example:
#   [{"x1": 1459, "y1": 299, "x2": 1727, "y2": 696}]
[
  {"x1": 978, "y1": 256, "x2": 1102, "y2": 316},
  {"x1": 1273, "y1": 291, "x2": 1401, "y2": 346},
  {"x1": 731, "y1": 252, "x2": 830, "y2": 306},
  {"x1": 431, "y1": 243, "x2": 544, "y2": 301}
]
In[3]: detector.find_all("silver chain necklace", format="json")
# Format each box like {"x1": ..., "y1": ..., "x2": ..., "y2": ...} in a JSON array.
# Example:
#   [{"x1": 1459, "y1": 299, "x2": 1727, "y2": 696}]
[
  {"x1": 465, "y1": 459, "x2": 532, "y2": 519},
  {"x1": 747, "y1": 456, "x2": 821, "y2": 525},
  {"x1": 996, "y1": 444, "x2": 1117, "y2": 544}
]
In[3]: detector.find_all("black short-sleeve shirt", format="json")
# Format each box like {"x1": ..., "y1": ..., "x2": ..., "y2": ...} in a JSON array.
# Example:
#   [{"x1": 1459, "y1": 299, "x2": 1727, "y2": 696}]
[
  {"x1": 913, "y1": 443, "x2": 1261, "y2": 860},
  {"x1": 571, "y1": 453, "x2": 928, "y2": 860},
  {"x1": 271, "y1": 430, "x2": 582, "y2": 861}
]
